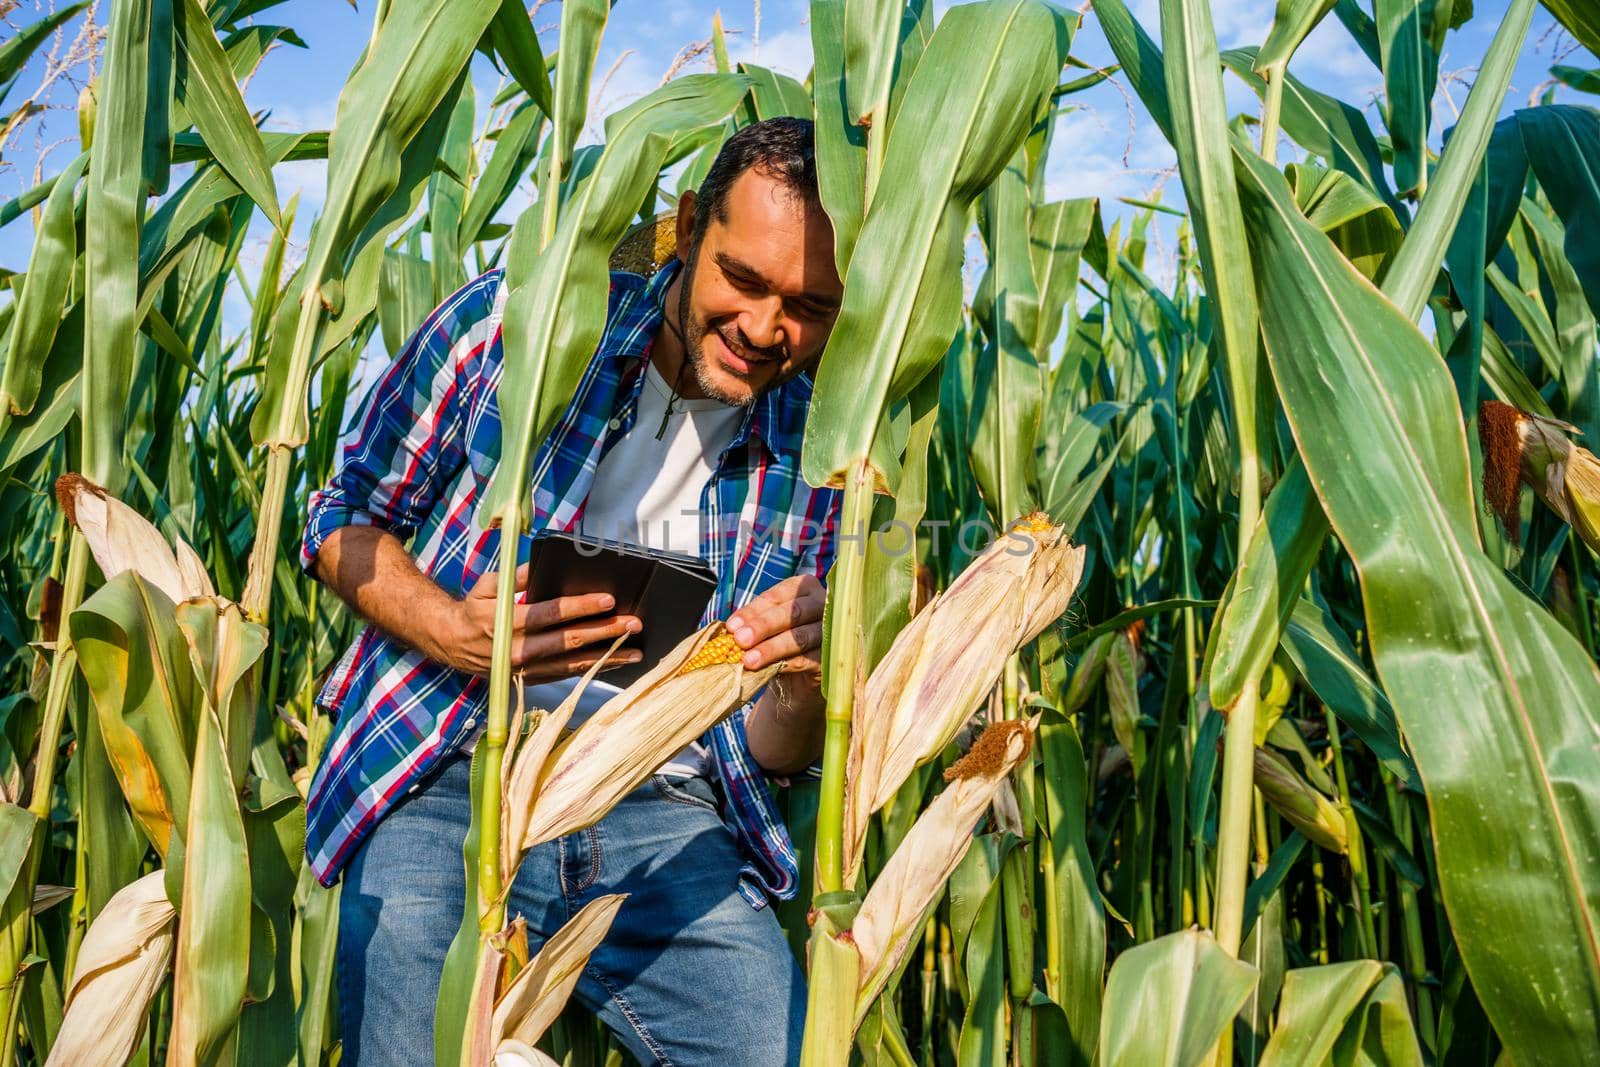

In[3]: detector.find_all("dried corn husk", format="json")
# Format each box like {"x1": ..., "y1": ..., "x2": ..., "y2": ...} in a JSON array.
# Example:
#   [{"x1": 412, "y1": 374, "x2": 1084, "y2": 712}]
[
  {"x1": 494, "y1": 1042, "x2": 561, "y2": 1067},
  {"x1": 512, "y1": 622, "x2": 780, "y2": 850},
  {"x1": 493, "y1": 894, "x2": 627, "y2": 1048},
  {"x1": 851, "y1": 719, "x2": 1036, "y2": 1020},
  {"x1": 843, "y1": 516, "x2": 1083, "y2": 882},
  {"x1": 56, "y1": 474, "x2": 214, "y2": 602},
  {"x1": 1478, "y1": 401, "x2": 1600, "y2": 551},
  {"x1": 47, "y1": 871, "x2": 176, "y2": 1067},
  {"x1": 1253, "y1": 746, "x2": 1348, "y2": 854}
]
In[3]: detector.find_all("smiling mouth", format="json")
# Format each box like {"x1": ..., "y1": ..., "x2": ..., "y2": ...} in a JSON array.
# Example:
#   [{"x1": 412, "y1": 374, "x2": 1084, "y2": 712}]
[{"x1": 711, "y1": 329, "x2": 782, "y2": 375}]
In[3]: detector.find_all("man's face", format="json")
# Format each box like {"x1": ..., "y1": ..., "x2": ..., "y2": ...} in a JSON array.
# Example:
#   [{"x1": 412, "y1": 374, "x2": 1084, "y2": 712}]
[{"x1": 673, "y1": 169, "x2": 844, "y2": 405}]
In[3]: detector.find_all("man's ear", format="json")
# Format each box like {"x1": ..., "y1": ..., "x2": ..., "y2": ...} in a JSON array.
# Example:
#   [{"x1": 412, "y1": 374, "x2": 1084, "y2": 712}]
[{"x1": 674, "y1": 190, "x2": 697, "y2": 263}]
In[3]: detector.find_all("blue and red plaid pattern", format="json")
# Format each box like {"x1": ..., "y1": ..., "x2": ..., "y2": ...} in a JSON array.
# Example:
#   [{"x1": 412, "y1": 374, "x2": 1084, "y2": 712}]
[{"x1": 301, "y1": 262, "x2": 840, "y2": 904}]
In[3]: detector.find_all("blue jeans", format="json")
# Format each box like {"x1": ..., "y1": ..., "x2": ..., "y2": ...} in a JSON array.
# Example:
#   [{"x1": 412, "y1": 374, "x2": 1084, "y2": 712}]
[{"x1": 337, "y1": 754, "x2": 806, "y2": 1066}]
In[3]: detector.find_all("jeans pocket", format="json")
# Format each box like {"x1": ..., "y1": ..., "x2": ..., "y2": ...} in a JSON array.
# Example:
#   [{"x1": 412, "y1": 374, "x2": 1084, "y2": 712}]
[{"x1": 651, "y1": 774, "x2": 720, "y2": 812}]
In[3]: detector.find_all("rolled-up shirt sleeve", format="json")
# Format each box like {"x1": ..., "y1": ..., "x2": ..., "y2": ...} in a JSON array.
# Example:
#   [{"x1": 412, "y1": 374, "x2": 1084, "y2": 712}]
[{"x1": 300, "y1": 274, "x2": 499, "y2": 574}]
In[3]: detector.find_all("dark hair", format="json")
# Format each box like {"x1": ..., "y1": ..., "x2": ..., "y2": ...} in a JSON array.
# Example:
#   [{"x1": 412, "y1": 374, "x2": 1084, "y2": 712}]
[{"x1": 692, "y1": 117, "x2": 819, "y2": 238}]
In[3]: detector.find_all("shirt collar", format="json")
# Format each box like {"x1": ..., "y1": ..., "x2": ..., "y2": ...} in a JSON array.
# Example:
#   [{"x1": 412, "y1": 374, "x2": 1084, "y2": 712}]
[{"x1": 603, "y1": 257, "x2": 807, "y2": 465}]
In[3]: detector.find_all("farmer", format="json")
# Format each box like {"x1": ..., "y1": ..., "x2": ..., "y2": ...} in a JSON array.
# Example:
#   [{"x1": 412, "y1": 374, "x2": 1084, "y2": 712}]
[{"x1": 299, "y1": 117, "x2": 845, "y2": 1066}]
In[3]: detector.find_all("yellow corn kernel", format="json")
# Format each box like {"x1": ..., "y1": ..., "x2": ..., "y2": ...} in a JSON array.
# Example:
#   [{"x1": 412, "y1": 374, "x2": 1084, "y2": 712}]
[
  {"x1": 676, "y1": 631, "x2": 744, "y2": 674},
  {"x1": 1012, "y1": 511, "x2": 1054, "y2": 535}
]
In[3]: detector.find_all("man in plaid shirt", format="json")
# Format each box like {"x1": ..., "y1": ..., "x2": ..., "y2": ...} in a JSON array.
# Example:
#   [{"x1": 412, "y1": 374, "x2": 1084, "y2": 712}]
[{"x1": 302, "y1": 119, "x2": 844, "y2": 1066}]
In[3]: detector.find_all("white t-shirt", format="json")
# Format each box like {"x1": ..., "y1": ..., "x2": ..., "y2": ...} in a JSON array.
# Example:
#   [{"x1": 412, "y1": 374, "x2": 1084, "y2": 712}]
[{"x1": 513, "y1": 359, "x2": 744, "y2": 778}]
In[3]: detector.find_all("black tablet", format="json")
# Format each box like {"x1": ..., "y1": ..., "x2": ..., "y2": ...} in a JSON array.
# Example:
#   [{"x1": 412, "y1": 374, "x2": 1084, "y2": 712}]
[{"x1": 524, "y1": 530, "x2": 719, "y2": 686}]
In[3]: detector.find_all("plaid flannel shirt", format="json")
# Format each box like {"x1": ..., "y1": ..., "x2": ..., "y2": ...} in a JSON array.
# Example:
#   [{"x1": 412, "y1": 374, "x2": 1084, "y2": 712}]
[{"x1": 301, "y1": 261, "x2": 840, "y2": 905}]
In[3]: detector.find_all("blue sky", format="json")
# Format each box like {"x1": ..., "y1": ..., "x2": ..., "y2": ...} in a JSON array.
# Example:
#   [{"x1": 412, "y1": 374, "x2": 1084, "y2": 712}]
[{"x1": 1, "y1": 0, "x2": 1595, "y2": 296}]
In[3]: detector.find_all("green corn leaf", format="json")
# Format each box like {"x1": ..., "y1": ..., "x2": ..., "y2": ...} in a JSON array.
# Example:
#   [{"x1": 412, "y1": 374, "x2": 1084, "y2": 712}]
[
  {"x1": 174, "y1": 0, "x2": 281, "y2": 228},
  {"x1": 481, "y1": 72, "x2": 750, "y2": 525},
  {"x1": 458, "y1": 100, "x2": 545, "y2": 248},
  {"x1": 844, "y1": 0, "x2": 903, "y2": 127},
  {"x1": 811, "y1": 0, "x2": 868, "y2": 276},
  {"x1": 1235, "y1": 142, "x2": 1600, "y2": 1064},
  {"x1": 1553, "y1": 64, "x2": 1600, "y2": 94},
  {"x1": 0, "y1": 2, "x2": 89, "y2": 94},
  {"x1": 1280, "y1": 597, "x2": 1415, "y2": 787},
  {"x1": 738, "y1": 63, "x2": 812, "y2": 121},
  {"x1": 1, "y1": 152, "x2": 85, "y2": 418},
  {"x1": 1540, "y1": 0, "x2": 1600, "y2": 56},
  {"x1": 1158, "y1": 0, "x2": 1259, "y2": 511},
  {"x1": 489, "y1": 0, "x2": 554, "y2": 119},
  {"x1": 1384, "y1": 0, "x2": 1534, "y2": 320},
  {"x1": 1098, "y1": 929, "x2": 1257, "y2": 1067},
  {"x1": 1255, "y1": 0, "x2": 1337, "y2": 73},
  {"x1": 1515, "y1": 105, "x2": 1600, "y2": 319},
  {"x1": 1030, "y1": 198, "x2": 1099, "y2": 359},
  {"x1": 550, "y1": 0, "x2": 609, "y2": 190},
  {"x1": 1259, "y1": 961, "x2": 1425, "y2": 1067},
  {"x1": 1208, "y1": 461, "x2": 1326, "y2": 712},
  {"x1": 1222, "y1": 48, "x2": 1393, "y2": 204},
  {"x1": 971, "y1": 150, "x2": 1044, "y2": 520},
  {"x1": 250, "y1": 0, "x2": 496, "y2": 454},
  {"x1": 1039, "y1": 715, "x2": 1104, "y2": 1067},
  {"x1": 378, "y1": 248, "x2": 436, "y2": 358},
  {"x1": 84, "y1": 0, "x2": 160, "y2": 494},
  {"x1": 1376, "y1": 0, "x2": 1439, "y2": 197},
  {"x1": 802, "y1": 0, "x2": 1070, "y2": 490},
  {"x1": 428, "y1": 78, "x2": 476, "y2": 302}
]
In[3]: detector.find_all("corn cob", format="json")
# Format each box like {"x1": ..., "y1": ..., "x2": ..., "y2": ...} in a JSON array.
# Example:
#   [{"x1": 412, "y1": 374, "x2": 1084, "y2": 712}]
[{"x1": 676, "y1": 629, "x2": 744, "y2": 674}]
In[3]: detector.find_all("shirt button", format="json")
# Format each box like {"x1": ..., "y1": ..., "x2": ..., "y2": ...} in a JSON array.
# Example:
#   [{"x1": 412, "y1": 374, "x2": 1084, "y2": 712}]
[
  {"x1": 607, "y1": 417, "x2": 622, "y2": 430},
  {"x1": 463, "y1": 718, "x2": 477, "y2": 730}
]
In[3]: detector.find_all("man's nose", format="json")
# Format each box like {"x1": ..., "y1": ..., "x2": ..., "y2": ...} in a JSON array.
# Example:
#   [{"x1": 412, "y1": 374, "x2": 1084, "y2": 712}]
[{"x1": 740, "y1": 296, "x2": 786, "y2": 352}]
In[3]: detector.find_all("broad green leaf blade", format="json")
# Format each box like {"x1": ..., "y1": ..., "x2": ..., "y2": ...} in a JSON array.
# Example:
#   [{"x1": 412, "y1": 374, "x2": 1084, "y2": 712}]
[
  {"x1": 1098, "y1": 929, "x2": 1257, "y2": 1067},
  {"x1": 2, "y1": 152, "x2": 86, "y2": 417},
  {"x1": 1208, "y1": 461, "x2": 1326, "y2": 711},
  {"x1": 458, "y1": 100, "x2": 544, "y2": 248},
  {"x1": 0, "y1": 2, "x2": 89, "y2": 90},
  {"x1": 84, "y1": 0, "x2": 160, "y2": 494},
  {"x1": 811, "y1": 0, "x2": 869, "y2": 276},
  {"x1": 1540, "y1": 0, "x2": 1600, "y2": 56},
  {"x1": 251, "y1": 0, "x2": 496, "y2": 454},
  {"x1": 1515, "y1": 105, "x2": 1600, "y2": 319},
  {"x1": 1030, "y1": 198, "x2": 1098, "y2": 358},
  {"x1": 803, "y1": 0, "x2": 1070, "y2": 489},
  {"x1": 844, "y1": 0, "x2": 903, "y2": 126},
  {"x1": 166, "y1": 696, "x2": 251, "y2": 1065},
  {"x1": 378, "y1": 248, "x2": 435, "y2": 358},
  {"x1": 738, "y1": 63, "x2": 812, "y2": 121},
  {"x1": 1375, "y1": 0, "x2": 1439, "y2": 196},
  {"x1": 70, "y1": 573, "x2": 201, "y2": 859},
  {"x1": 489, "y1": 0, "x2": 554, "y2": 119},
  {"x1": 1236, "y1": 144, "x2": 1600, "y2": 1064},
  {"x1": 1383, "y1": 0, "x2": 1534, "y2": 321},
  {"x1": 174, "y1": 0, "x2": 281, "y2": 228},
  {"x1": 1255, "y1": 0, "x2": 1336, "y2": 73},
  {"x1": 1280, "y1": 598, "x2": 1415, "y2": 786},
  {"x1": 549, "y1": 0, "x2": 608, "y2": 187},
  {"x1": 971, "y1": 150, "x2": 1044, "y2": 520},
  {"x1": 481, "y1": 73, "x2": 750, "y2": 523},
  {"x1": 1040, "y1": 716, "x2": 1104, "y2": 1067},
  {"x1": 1159, "y1": 0, "x2": 1260, "y2": 506},
  {"x1": 1260, "y1": 960, "x2": 1424, "y2": 1067},
  {"x1": 1222, "y1": 48, "x2": 1392, "y2": 202}
]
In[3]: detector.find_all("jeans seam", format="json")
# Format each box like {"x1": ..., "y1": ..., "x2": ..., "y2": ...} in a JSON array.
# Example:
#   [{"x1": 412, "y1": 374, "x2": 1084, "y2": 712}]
[
  {"x1": 594, "y1": 969, "x2": 674, "y2": 1066},
  {"x1": 567, "y1": 826, "x2": 603, "y2": 894}
]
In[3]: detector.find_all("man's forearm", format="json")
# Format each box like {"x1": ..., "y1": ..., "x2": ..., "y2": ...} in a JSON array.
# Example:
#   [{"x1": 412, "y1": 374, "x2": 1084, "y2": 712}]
[
  {"x1": 313, "y1": 525, "x2": 465, "y2": 668},
  {"x1": 745, "y1": 681, "x2": 826, "y2": 776}
]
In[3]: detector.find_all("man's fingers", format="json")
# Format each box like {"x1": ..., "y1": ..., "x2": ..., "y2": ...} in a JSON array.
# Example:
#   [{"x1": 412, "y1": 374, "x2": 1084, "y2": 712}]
[
  {"x1": 511, "y1": 615, "x2": 641, "y2": 668},
  {"x1": 727, "y1": 577, "x2": 824, "y2": 647},
  {"x1": 514, "y1": 561, "x2": 530, "y2": 591},
  {"x1": 741, "y1": 621, "x2": 823, "y2": 671},
  {"x1": 519, "y1": 592, "x2": 620, "y2": 630}
]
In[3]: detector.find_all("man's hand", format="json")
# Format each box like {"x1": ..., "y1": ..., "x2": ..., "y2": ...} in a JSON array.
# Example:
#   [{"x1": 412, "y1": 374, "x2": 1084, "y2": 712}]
[
  {"x1": 313, "y1": 526, "x2": 641, "y2": 681},
  {"x1": 432, "y1": 563, "x2": 643, "y2": 679},
  {"x1": 728, "y1": 575, "x2": 827, "y2": 774}
]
